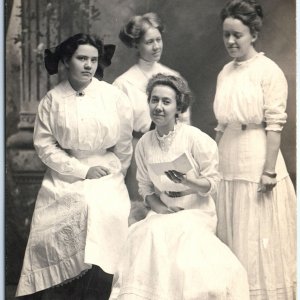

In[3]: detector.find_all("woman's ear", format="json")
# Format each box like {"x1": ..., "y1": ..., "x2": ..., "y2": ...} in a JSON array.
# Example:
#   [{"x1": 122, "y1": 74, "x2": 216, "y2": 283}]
[
  {"x1": 62, "y1": 58, "x2": 69, "y2": 68},
  {"x1": 251, "y1": 31, "x2": 258, "y2": 43}
]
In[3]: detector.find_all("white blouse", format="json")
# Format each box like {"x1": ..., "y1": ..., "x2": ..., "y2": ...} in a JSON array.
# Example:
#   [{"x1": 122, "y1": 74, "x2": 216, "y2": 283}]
[
  {"x1": 113, "y1": 60, "x2": 190, "y2": 133},
  {"x1": 135, "y1": 123, "x2": 219, "y2": 210},
  {"x1": 33, "y1": 77, "x2": 133, "y2": 177},
  {"x1": 214, "y1": 53, "x2": 288, "y2": 132}
]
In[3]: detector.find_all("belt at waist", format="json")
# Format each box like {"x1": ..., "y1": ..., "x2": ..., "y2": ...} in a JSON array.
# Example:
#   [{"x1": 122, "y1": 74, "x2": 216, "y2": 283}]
[
  {"x1": 227, "y1": 122, "x2": 266, "y2": 131},
  {"x1": 164, "y1": 189, "x2": 197, "y2": 198},
  {"x1": 132, "y1": 130, "x2": 145, "y2": 139},
  {"x1": 66, "y1": 149, "x2": 107, "y2": 158}
]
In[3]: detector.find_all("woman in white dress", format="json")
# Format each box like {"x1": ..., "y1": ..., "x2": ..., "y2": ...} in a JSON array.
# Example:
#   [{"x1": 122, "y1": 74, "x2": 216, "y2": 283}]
[
  {"x1": 109, "y1": 73, "x2": 250, "y2": 299},
  {"x1": 16, "y1": 33, "x2": 133, "y2": 300},
  {"x1": 113, "y1": 13, "x2": 190, "y2": 210},
  {"x1": 213, "y1": 1, "x2": 296, "y2": 299}
]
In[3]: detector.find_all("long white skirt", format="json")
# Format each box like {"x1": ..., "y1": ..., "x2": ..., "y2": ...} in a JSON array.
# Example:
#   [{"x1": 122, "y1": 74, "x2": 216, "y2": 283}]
[
  {"x1": 16, "y1": 151, "x2": 131, "y2": 296},
  {"x1": 216, "y1": 126, "x2": 297, "y2": 299},
  {"x1": 110, "y1": 209, "x2": 250, "y2": 300},
  {"x1": 216, "y1": 179, "x2": 296, "y2": 300}
]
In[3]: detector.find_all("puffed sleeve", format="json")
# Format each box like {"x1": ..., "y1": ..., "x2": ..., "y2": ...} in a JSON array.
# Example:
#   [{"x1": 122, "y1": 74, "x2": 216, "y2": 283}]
[
  {"x1": 190, "y1": 130, "x2": 220, "y2": 196},
  {"x1": 135, "y1": 136, "x2": 156, "y2": 200},
  {"x1": 262, "y1": 62, "x2": 288, "y2": 131},
  {"x1": 33, "y1": 95, "x2": 90, "y2": 179},
  {"x1": 113, "y1": 90, "x2": 134, "y2": 175}
]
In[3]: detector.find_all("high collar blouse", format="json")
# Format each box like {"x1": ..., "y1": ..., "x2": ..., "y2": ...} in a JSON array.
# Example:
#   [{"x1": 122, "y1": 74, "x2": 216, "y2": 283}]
[
  {"x1": 33, "y1": 78, "x2": 133, "y2": 178},
  {"x1": 214, "y1": 53, "x2": 288, "y2": 132},
  {"x1": 135, "y1": 123, "x2": 219, "y2": 210}
]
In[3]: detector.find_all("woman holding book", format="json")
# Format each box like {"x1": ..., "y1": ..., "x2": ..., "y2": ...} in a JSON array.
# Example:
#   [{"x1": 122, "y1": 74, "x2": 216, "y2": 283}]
[{"x1": 109, "y1": 73, "x2": 250, "y2": 299}]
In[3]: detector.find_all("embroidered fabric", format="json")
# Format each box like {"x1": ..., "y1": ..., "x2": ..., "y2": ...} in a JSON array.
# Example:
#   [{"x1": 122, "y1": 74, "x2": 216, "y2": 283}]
[{"x1": 154, "y1": 123, "x2": 180, "y2": 152}]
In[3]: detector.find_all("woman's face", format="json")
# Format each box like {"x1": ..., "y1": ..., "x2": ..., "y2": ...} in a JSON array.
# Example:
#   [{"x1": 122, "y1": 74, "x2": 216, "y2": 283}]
[
  {"x1": 223, "y1": 17, "x2": 257, "y2": 61},
  {"x1": 149, "y1": 85, "x2": 179, "y2": 130},
  {"x1": 137, "y1": 27, "x2": 163, "y2": 62},
  {"x1": 65, "y1": 44, "x2": 98, "y2": 88}
]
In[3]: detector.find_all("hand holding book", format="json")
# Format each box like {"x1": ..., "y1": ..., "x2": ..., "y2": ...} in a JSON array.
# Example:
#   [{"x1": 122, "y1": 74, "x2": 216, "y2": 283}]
[{"x1": 149, "y1": 153, "x2": 193, "y2": 176}]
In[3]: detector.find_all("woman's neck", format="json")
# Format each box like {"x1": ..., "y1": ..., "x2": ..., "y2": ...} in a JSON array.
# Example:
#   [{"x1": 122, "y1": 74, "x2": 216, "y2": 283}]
[
  {"x1": 236, "y1": 47, "x2": 258, "y2": 62},
  {"x1": 138, "y1": 58, "x2": 157, "y2": 72},
  {"x1": 156, "y1": 123, "x2": 176, "y2": 137},
  {"x1": 68, "y1": 77, "x2": 92, "y2": 92}
]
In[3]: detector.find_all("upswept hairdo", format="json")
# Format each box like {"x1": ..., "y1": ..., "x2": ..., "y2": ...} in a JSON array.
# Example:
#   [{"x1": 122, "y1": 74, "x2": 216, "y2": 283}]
[
  {"x1": 119, "y1": 12, "x2": 164, "y2": 48},
  {"x1": 220, "y1": 0, "x2": 263, "y2": 34},
  {"x1": 44, "y1": 33, "x2": 115, "y2": 79},
  {"x1": 146, "y1": 73, "x2": 193, "y2": 114}
]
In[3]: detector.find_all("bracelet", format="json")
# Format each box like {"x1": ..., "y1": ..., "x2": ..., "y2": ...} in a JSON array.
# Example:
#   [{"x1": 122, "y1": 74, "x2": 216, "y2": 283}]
[{"x1": 263, "y1": 171, "x2": 277, "y2": 178}]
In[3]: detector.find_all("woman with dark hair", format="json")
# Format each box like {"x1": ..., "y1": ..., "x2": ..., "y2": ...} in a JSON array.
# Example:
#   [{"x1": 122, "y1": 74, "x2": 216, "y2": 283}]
[
  {"x1": 16, "y1": 33, "x2": 133, "y2": 300},
  {"x1": 213, "y1": 1, "x2": 296, "y2": 298},
  {"x1": 113, "y1": 13, "x2": 190, "y2": 212},
  {"x1": 109, "y1": 73, "x2": 250, "y2": 299}
]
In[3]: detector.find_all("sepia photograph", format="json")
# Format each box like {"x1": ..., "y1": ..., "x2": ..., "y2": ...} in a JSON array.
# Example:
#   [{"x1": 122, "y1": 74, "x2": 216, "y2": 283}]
[{"x1": 5, "y1": 0, "x2": 296, "y2": 299}]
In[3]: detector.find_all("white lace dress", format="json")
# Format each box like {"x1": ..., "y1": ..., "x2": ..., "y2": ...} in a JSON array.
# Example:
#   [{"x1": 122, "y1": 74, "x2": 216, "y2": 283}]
[
  {"x1": 109, "y1": 123, "x2": 250, "y2": 300},
  {"x1": 213, "y1": 53, "x2": 296, "y2": 299},
  {"x1": 16, "y1": 78, "x2": 133, "y2": 296}
]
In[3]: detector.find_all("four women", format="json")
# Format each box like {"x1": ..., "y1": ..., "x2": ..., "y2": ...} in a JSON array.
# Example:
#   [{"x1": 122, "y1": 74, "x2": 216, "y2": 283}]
[
  {"x1": 16, "y1": 1, "x2": 296, "y2": 299},
  {"x1": 213, "y1": 0, "x2": 296, "y2": 299}
]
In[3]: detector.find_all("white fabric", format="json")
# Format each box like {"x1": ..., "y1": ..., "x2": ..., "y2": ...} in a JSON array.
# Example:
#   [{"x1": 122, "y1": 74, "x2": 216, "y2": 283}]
[
  {"x1": 113, "y1": 60, "x2": 190, "y2": 133},
  {"x1": 16, "y1": 78, "x2": 133, "y2": 296},
  {"x1": 135, "y1": 123, "x2": 219, "y2": 206},
  {"x1": 113, "y1": 60, "x2": 190, "y2": 202},
  {"x1": 214, "y1": 52, "x2": 288, "y2": 132},
  {"x1": 213, "y1": 53, "x2": 296, "y2": 299},
  {"x1": 110, "y1": 123, "x2": 250, "y2": 299}
]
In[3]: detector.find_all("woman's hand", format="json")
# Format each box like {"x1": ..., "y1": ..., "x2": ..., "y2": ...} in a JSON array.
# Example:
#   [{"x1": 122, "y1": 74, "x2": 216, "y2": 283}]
[
  {"x1": 165, "y1": 169, "x2": 211, "y2": 194},
  {"x1": 258, "y1": 174, "x2": 277, "y2": 193},
  {"x1": 86, "y1": 166, "x2": 110, "y2": 179},
  {"x1": 165, "y1": 170, "x2": 186, "y2": 184}
]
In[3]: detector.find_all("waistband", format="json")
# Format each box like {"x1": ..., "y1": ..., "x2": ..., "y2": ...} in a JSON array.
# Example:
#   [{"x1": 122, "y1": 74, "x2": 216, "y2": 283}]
[
  {"x1": 66, "y1": 149, "x2": 107, "y2": 158},
  {"x1": 227, "y1": 122, "x2": 266, "y2": 130},
  {"x1": 164, "y1": 189, "x2": 196, "y2": 198}
]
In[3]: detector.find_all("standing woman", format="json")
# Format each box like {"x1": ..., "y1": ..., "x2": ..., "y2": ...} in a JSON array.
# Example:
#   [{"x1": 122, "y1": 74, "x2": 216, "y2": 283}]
[
  {"x1": 110, "y1": 73, "x2": 250, "y2": 299},
  {"x1": 113, "y1": 12, "x2": 190, "y2": 207},
  {"x1": 213, "y1": 1, "x2": 296, "y2": 299},
  {"x1": 16, "y1": 33, "x2": 133, "y2": 299}
]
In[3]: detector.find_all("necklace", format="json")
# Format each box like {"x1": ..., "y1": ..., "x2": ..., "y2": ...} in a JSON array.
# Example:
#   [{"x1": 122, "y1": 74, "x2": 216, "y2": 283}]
[{"x1": 155, "y1": 124, "x2": 178, "y2": 152}]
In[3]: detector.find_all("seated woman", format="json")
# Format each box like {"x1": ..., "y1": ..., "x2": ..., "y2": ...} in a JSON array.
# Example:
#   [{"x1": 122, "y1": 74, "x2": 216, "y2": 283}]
[{"x1": 109, "y1": 74, "x2": 250, "y2": 299}]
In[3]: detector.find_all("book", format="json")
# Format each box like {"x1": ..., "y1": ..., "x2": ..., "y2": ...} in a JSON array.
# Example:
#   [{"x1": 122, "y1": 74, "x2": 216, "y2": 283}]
[{"x1": 149, "y1": 153, "x2": 193, "y2": 176}]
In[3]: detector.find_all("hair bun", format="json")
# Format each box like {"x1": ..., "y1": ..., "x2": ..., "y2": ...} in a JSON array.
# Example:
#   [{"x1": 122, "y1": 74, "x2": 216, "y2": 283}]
[{"x1": 255, "y1": 4, "x2": 263, "y2": 18}]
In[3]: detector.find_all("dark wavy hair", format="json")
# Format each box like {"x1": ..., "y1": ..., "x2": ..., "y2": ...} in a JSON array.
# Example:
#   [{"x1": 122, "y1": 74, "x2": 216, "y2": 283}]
[
  {"x1": 220, "y1": 0, "x2": 263, "y2": 34},
  {"x1": 146, "y1": 73, "x2": 193, "y2": 114},
  {"x1": 119, "y1": 12, "x2": 164, "y2": 48},
  {"x1": 44, "y1": 33, "x2": 115, "y2": 79}
]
